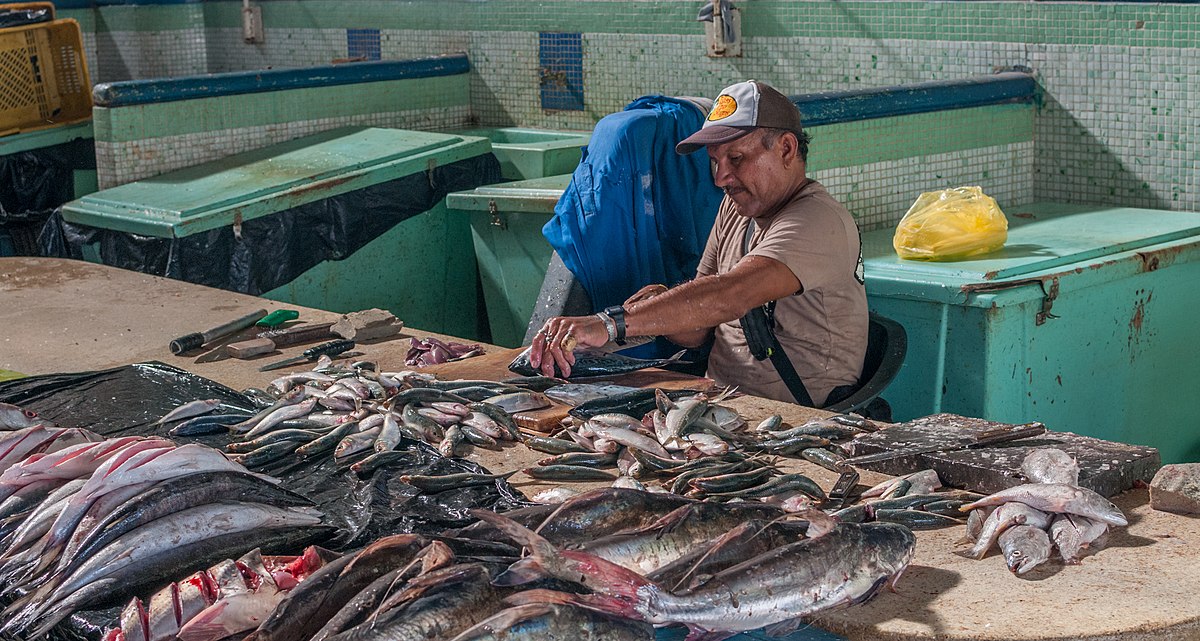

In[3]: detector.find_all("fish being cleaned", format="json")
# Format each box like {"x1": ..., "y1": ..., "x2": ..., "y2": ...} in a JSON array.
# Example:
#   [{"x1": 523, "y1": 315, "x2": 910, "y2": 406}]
[
  {"x1": 509, "y1": 349, "x2": 688, "y2": 380},
  {"x1": 476, "y1": 509, "x2": 916, "y2": 637}
]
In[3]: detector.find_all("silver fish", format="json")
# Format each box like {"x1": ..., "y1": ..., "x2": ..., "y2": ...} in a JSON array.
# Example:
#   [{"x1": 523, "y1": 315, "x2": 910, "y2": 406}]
[
  {"x1": 509, "y1": 349, "x2": 687, "y2": 379},
  {"x1": 998, "y1": 524, "x2": 1052, "y2": 575},
  {"x1": 967, "y1": 501, "x2": 1050, "y2": 560},
  {"x1": 448, "y1": 602, "x2": 654, "y2": 641},
  {"x1": 1021, "y1": 448, "x2": 1081, "y2": 485},
  {"x1": 0, "y1": 403, "x2": 44, "y2": 430},
  {"x1": 959, "y1": 483, "x2": 1127, "y2": 527},
  {"x1": 154, "y1": 399, "x2": 223, "y2": 425},
  {"x1": 479, "y1": 511, "x2": 916, "y2": 636}
]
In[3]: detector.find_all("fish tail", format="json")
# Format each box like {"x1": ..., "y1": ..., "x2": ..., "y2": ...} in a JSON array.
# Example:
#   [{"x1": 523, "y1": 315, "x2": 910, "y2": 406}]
[{"x1": 470, "y1": 510, "x2": 653, "y2": 616}]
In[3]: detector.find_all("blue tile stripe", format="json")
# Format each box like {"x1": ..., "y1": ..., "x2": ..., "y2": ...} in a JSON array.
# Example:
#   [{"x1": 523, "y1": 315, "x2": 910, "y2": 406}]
[
  {"x1": 794, "y1": 72, "x2": 1037, "y2": 127},
  {"x1": 93, "y1": 54, "x2": 469, "y2": 107},
  {"x1": 539, "y1": 32, "x2": 584, "y2": 111}
]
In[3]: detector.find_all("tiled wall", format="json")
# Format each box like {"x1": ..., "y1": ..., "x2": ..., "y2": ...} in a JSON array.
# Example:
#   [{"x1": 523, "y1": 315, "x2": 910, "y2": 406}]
[
  {"x1": 92, "y1": 75, "x2": 471, "y2": 187},
  {"x1": 60, "y1": 1, "x2": 1196, "y2": 225}
]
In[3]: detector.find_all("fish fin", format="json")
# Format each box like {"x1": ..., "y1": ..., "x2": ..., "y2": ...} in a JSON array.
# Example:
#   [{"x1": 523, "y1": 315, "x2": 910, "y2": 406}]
[
  {"x1": 469, "y1": 510, "x2": 558, "y2": 560},
  {"x1": 503, "y1": 588, "x2": 634, "y2": 618},
  {"x1": 493, "y1": 557, "x2": 548, "y2": 586},
  {"x1": 684, "y1": 627, "x2": 737, "y2": 641},
  {"x1": 502, "y1": 588, "x2": 578, "y2": 607},
  {"x1": 763, "y1": 617, "x2": 811, "y2": 638}
]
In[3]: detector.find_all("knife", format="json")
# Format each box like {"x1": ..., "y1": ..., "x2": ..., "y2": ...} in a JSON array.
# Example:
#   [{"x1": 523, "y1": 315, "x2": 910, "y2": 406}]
[
  {"x1": 194, "y1": 310, "x2": 303, "y2": 363},
  {"x1": 259, "y1": 339, "x2": 355, "y2": 372},
  {"x1": 841, "y1": 422, "x2": 1047, "y2": 467}
]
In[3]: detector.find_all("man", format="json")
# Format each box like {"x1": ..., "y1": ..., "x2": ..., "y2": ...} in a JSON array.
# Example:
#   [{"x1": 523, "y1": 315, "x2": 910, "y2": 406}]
[{"x1": 530, "y1": 80, "x2": 867, "y2": 407}]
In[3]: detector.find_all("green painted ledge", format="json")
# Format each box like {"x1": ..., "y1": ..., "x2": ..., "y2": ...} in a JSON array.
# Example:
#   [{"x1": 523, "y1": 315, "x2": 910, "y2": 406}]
[{"x1": 93, "y1": 75, "x2": 469, "y2": 143}]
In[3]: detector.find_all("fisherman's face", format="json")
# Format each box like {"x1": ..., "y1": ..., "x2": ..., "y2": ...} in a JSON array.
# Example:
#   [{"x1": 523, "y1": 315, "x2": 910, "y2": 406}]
[{"x1": 708, "y1": 130, "x2": 797, "y2": 219}]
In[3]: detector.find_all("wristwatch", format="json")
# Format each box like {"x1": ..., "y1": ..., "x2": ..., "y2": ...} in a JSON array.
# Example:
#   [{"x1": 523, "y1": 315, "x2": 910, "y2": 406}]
[{"x1": 603, "y1": 305, "x2": 627, "y2": 345}]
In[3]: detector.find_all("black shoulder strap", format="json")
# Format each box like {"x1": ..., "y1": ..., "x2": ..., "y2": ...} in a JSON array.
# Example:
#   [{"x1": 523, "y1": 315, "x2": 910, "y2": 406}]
[{"x1": 738, "y1": 220, "x2": 817, "y2": 407}]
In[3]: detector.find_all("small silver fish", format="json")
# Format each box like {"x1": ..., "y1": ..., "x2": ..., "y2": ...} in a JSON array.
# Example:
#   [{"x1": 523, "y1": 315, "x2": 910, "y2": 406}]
[
  {"x1": 998, "y1": 524, "x2": 1052, "y2": 575},
  {"x1": 154, "y1": 399, "x2": 222, "y2": 425}
]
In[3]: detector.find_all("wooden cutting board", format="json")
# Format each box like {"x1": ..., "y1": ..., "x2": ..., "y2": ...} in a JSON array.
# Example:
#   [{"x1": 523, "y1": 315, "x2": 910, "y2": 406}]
[
  {"x1": 847, "y1": 413, "x2": 1161, "y2": 497},
  {"x1": 424, "y1": 347, "x2": 714, "y2": 433}
]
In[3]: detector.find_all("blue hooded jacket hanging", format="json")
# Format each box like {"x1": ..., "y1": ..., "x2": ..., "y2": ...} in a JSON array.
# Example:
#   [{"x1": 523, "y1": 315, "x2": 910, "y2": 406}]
[{"x1": 543, "y1": 96, "x2": 724, "y2": 343}]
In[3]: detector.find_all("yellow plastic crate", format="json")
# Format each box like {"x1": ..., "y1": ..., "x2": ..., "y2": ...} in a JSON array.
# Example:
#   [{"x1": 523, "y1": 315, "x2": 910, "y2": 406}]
[
  {"x1": 0, "y1": 3, "x2": 56, "y2": 20},
  {"x1": 0, "y1": 17, "x2": 91, "y2": 137}
]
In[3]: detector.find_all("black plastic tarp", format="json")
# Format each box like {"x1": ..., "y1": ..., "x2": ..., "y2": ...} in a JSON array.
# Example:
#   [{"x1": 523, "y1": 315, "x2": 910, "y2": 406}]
[
  {"x1": 0, "y1": 362, "x2": 529, "y2": 640},
  {"x1": 0, "y1": 8, "x2": 52, "y2": 29},
  {"x1": 0, "y1": 137, "x2": 95, "y2": 256},
  {"x1": 39, "y1": 154, "x2": 502, "y2": 295}
]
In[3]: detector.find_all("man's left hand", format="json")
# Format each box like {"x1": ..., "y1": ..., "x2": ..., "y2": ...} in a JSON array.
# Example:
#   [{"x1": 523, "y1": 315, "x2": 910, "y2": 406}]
[{"x1": 529, "y1": 315, "x2": 609, "y2": 378}]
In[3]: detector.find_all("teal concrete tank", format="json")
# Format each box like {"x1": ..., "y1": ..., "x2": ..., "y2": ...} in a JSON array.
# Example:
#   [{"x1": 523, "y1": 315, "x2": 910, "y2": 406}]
[
  {"x1": 862, "y1": 202, "x2": 1200, "y2": 463},
  {"x1": 60, "y1": 127, "x2": 495, "y2": 340},
  {"x1": 446, "y1": 175, "x2": 569, "y2": 347}
]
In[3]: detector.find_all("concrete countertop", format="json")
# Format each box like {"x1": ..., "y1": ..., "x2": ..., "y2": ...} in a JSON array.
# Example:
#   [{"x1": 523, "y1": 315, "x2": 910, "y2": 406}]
[{"x1": 1, "y1": 257, "x2": 1198, "y2": 641}]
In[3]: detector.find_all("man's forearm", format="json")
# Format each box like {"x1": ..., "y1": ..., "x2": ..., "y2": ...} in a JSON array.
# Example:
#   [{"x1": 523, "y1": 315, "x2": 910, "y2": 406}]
[{"x1": 625, "y1": 273, "x2": 750, "y2": 338}]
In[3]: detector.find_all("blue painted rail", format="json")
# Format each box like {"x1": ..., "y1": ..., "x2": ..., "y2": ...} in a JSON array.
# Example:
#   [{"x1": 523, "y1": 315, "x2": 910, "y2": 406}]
[
  {"x1": 792, "y1": 71, "x2": 1036, "y2": 127},
  {"x1": 92, "y1": 53, "x2": 470, "y2": 107}
]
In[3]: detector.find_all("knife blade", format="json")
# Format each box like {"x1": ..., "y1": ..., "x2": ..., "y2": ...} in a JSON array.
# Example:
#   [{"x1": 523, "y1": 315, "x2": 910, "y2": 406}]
[
  {"x1": 841, "y1": 422, "x2": 1047, "y2": 467},
  {"x1": 259, "y1": 339, "x2": 355, "y2": 372}
]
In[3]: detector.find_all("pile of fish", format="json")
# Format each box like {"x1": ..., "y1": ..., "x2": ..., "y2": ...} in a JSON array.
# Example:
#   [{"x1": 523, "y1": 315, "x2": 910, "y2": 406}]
[
  {"x1": 240, "y1": 487, "x2": 916, "y2": 641},
  {"x1": 0, "y1": 432, "x2": 332, "y2": 638},
  {"x1": 828, "y1": 470, "x2": 980, "y2": 531},
  {"x1": 958, "y1": 448, "x2": 1127, "y2": 574},
  {"x1": 103, "y1": 546, "x2": 332, "y2": 641},
  {"x1": 162, "y1": 363, "x2": 551, "y2": 472}
]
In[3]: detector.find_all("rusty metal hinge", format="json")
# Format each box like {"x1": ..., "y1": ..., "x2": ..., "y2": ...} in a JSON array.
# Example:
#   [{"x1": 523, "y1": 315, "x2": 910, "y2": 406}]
[
  {"x1": 961, "y1": 276, "x2": 1060, "y2": 325},
  {"x1": 488, "y1": 200, "x2": 506, "y2": 230},
  {"x1": 1036, "y1": 277, "x2": 1060, "y2": 325}
]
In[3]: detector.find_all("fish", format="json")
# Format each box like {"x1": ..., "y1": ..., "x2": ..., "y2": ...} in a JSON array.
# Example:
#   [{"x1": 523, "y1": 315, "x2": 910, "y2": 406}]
[
  {"x1": 170, "y1": 413, "x2": 256, "y2": 436},
  {"x1": 1021, "y1": 448, "x2": 1081, "y2": 485},
  {"x1": 1048, "y1": 513, "x2": 1109, "y2": 564},
  {"x1": 524, "y1": 465, "x2": 617, "y2": 482},
  {"x1": 998, "y1": 524, "x2": 1052, "y2": 575},
  {"x1": 0, "y1": 402, "x2": 46, "y2": 430},
  {"x1": 400, "y1": 471, "x2": 517, "y2": 493},
  {"x1": 568, "y1": 388, "x2": 702, "y2": 421},
  {"x1": 534, "y1": 488, "x2": 693, "y2": 545},
  {"x1": 476, "y1": 509, "x2": 916, "y2": 637},
  {"x1": 544, "y1": 384, "x2": 643, "y2": 407},
  {"x1": 531, "y1": 488, "x2": 583, "y2": 504},
  {"x1": 255, "y1": 534, "x2": 431, "y2": 641},
  {"x1": 447, "y1": 603, "x2": 655, "y2": 641},
  {"x1": 480, "y1": 392, "x2": 552, "y2": 414},
  {"x1": 509, "y1": 349, "x2": 688, "y2": 380},
  {"x1": 325, "y1": 563, "x2": 502, "y2": 641},
  {"x1": 959, "y1": 483, "x2": 1127, "y2": 527},
  {"x1": 8, "y1": 502, "x2": 330, "y2": 638},
  {"x1": 966, "y1": 501, "x2": 1051, "y2": 560},
  {"x1": 155, "y1": 399, "x2": 223, "y2": 425},
  {"x1": 574, "y1": 502, "x2": 786, "y2": 575},
  {"x1": 645, "y1": 520, "x2": 808, "y2": 592}
]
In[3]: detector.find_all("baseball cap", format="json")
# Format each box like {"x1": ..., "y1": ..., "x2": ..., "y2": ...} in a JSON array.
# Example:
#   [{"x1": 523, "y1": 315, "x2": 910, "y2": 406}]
[{"x1": 675, "y1": 80, "x2": 803, "y2": 154}]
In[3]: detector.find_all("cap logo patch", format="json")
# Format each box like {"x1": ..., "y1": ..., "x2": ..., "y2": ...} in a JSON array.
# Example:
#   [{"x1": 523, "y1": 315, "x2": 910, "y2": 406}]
[{"x1": 708, "y1": 95, "x2": 738, "y2": 121}]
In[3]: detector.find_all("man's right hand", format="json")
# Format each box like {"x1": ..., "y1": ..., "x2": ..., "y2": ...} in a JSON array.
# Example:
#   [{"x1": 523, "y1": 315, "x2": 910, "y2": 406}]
[{"x1": 528, "y1": 314, "x2": 609, "y2": 378}]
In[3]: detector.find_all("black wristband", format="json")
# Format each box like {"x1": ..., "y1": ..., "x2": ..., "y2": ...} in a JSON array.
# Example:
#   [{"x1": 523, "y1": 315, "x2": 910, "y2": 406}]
[{"x1": 603, "y1": 305, "x2": 627, "y2": 344}]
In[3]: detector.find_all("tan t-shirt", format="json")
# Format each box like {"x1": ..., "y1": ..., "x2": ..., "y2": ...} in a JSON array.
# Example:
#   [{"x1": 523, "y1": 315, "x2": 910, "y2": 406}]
[{"x1": 698, "y1": 180, "x2": 868, "y2": 406}]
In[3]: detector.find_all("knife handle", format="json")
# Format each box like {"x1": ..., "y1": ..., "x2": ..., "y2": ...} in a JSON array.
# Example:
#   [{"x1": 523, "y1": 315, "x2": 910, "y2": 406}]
[{"x1": 303, "y1": 339, "x2": 355, "y2": 360}]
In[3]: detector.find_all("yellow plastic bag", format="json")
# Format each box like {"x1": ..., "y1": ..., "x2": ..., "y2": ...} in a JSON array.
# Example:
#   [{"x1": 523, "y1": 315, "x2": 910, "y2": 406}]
[{"x1": 893, "y1": 186, "x2": 1008, "y2": 261}]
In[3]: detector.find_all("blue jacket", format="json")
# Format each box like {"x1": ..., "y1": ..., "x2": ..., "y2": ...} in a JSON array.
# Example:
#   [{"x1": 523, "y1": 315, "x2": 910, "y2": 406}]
[{"x1": 544, "y1": 96, "x2": 724, "y2": 324}]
